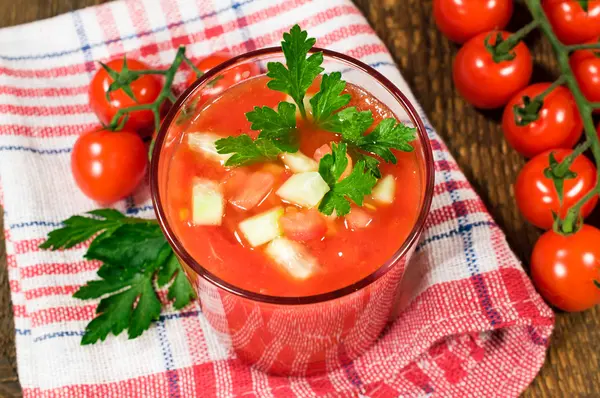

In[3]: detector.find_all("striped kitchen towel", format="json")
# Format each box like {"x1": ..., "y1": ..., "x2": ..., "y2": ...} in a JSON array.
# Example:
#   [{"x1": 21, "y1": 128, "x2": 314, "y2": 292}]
[{"x1": 0, "y1": 0, "x2": 554, "y2": 397}]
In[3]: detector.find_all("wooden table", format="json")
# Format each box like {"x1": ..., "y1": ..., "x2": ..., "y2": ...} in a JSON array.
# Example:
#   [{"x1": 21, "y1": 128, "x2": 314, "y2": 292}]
[{"x1": 1, "y1": 0, "x2": 599, "y2": 396}]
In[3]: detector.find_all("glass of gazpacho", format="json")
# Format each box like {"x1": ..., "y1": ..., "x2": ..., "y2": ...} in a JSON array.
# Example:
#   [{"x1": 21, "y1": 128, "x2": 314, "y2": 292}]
[{"x1": 151, "y1": 26, "x2": 433, "y2": 375}]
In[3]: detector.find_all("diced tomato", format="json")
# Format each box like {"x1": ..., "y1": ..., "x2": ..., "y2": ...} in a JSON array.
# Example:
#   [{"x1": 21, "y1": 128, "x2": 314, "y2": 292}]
[
  {"x1": 222, "y1": 168, "x2": 249, "y2": 198},
  {"x1": 345, "y1": 208, "x2": 373, "y2": 230},
  {"x1": 313, "y1": 143, "x2": 352, "y2": 179},
  {"x1": 280, "y1": 208, "x2": 328, "y2": 241},
  {"x1": 229, "y1": 171, "x2": 275, "y2": 211},
  {"x1": 260, "y1": 162, "x2": 286, "y2": 176},
  {"x1": 313, "y1": 144, "x2": 332, "y2": 163}
]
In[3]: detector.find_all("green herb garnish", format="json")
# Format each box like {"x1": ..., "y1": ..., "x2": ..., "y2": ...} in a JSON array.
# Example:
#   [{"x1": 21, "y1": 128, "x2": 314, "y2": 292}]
[
  {"x1": 353, "y1": 118, "x2": 417, "y2": 163},
  {"x1": 216, "y1": 101, "x2": 300, "y2": 166},
  {"x1": 245, "y1": 102, "x2": 298, "y2": 152},
  {"x1": 266, "y1": 24, "x2": 324, "y2": 119},
  {"x1": 216, "y1": 135, "x2": 282, "y2": 166},
  {"x1": 310, "y1": 72, "x2": 351, "y2": 125},
  {"x1": 318, "y1": 143, "x2": 378, "y2": 216},
  {"x1": 40, "y1": 210, "x2": 195, "y2": 345}
]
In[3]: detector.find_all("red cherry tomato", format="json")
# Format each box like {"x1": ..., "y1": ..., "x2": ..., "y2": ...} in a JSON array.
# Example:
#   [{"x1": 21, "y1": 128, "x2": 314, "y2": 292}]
[
  {"x1": 502, "y1": 83, "x2": 583, "y2": 158},
  {"x1": 531, "y1": 225, "x2": 600, "y2": 312},
  {"x1": 569, "y1": 37, "x2": 599, "y2": 66},
  {"x1": 453, "y1": 31, "x2": 533, "y2": 109},
  {"x1": 71, "y1": 127, "x2": 148, "y2": 204},
  {"x1": 570, "y1": 40, "x2": 600, "y2": 111},
  {"x1": 433, "y1": 0, "x2": 513, "y2": 43},
  {"x1": 280, "y1": 208, "x2": 327, "y2": 241},
  {"x1": 515, "y1": 149, "x2": 598, "y2": 230},
  {"x1": 542, "y1": 0, "x2": 600, "y2": 45},
  {"x1": 187, "y1": 52, "x2": 260, "y2": 101},
  {"x1": 89, "y1": 58, "x2": 163, "y2": 134}
]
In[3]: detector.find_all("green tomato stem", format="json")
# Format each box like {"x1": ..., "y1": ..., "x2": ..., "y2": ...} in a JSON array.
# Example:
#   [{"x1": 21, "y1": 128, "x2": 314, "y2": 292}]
[
  {"x1": 554, "y1": 140, "x2": 592, "y2": 176},
  {"x1": 108, "y1": 46, "x2": 188, "y2": 131},
  {"x1": 495, "y1": 20, "x2": 539, "y2": 54},
  {"x1": 525, "y1": 0, "x2": 600, "y2": 235},
  {"x1": 538, "y1": 75, "x2": 566, "y2": 100},
  {"x1": 566, "y1": 42, "x2": 600, "y2": 52},
  {"x1": 182, "y1": 54, "x2": 203, "y2": 78}
]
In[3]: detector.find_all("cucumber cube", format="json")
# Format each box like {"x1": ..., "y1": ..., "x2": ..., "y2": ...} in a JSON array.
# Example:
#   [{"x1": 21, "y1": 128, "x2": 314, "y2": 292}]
[
  {"x1": 265, "y1": 237, "x2": 319, "y2": 280},
  {"x1": 238, "y1": 207, "x2": 284, "y2": 247},
  {"x1": 276, "y1": 172, "x2": 330, "y2": 208},
  {"x1": 279, "y1": 151, "x2": 318, "y2": 173},
  {"x1": 372, "y1": 174, "x2": 396, "y2": 204},
  {"x1": 188, "y1": 132, "x2": 232, "y2": 165},
  {"x1": 192, "y1": 178, "x2": 224, "y2": 226}
]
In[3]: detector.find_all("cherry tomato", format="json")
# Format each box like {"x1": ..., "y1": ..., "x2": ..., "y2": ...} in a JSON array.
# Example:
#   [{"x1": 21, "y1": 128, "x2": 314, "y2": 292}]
[
  {"x1": 280, "y1": 208, "x2": 327, "y2": 241},
  {"x1": 531, "y1": 225, "x2": 600, "y2": 312},
  {"x1": 502, "y1": 83, "x2": 582, "y2": 158},
  {"x1": 89, "y1": 58, "x2": 163, "y2": 134},
  {"x1": 433, "y1": 0, "x2": 513, "y2": 43},
  {"x1": 71, "y1": 127, "x2": 148, "y2": 204},
  {"x1": 570, "y1": 40, "x2": 600, "y2": 111},
  {"x1": 569, "y1": 37, "x2": 599, "y2": 66},
  {"x1": 453, "y1": 31, "x2": 533, "y2": 109},
  {"x1": 515, "y1": 149, "x2": 597, "y2": 230},
  {"x1": 542, "y1": 0, "x2": 600, "y2": 45},
  {"x1": 187, "y1": 52, "x2": 260, "y2": 101}
]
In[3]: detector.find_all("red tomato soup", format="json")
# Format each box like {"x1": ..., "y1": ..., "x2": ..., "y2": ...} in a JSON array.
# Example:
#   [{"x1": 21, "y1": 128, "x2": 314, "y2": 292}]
[{"x1": 162, "y1": 76, "x2": 423, "y2": 297}]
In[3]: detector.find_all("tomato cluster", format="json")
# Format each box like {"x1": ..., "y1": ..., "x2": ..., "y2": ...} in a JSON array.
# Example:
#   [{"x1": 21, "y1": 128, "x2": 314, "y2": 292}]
[
  {"x1": 72, "y1": 52, "x2": 259, "y2": 204},
  {"x1": 435, "y1": 0, "x2": 600, "y2": 312}
]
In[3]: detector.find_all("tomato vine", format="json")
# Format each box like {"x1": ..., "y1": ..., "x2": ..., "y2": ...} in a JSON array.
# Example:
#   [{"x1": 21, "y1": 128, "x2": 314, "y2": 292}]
[{"x1": 503, "y1": 0, "x2": 600, "y2": 235}]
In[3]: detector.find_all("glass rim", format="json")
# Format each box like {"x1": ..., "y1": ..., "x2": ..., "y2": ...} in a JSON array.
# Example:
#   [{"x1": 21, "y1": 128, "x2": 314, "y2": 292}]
[{"x1": 150, "y1": 46, "x2": 435, "y2": 306}]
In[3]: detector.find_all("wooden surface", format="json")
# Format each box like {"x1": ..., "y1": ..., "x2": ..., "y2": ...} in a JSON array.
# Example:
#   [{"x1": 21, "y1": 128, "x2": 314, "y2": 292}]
[{"x1": 0, "y1": 0, "x2": 599, "y2": 396}]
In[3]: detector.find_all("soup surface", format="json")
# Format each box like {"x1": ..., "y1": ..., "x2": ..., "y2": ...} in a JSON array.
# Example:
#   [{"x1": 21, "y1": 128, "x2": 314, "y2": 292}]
[{"x1": 162, "y1": 76, "x2": 423, "y2": 296}]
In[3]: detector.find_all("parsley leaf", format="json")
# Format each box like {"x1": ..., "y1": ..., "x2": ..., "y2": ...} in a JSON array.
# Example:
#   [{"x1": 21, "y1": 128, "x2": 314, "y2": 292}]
[
  {"x1": 86, "y1": 223, "x2": 170, "y2": 271},
  {"x1": 157, "y1": 254, "x2": 196, "y2": 309},
  {"x1": 267, "y1": 24, "x2": 324, "y2": 118},
  {"x1": 310, "y1": 72, "x2": 350, "y2": 125},
  {"x1": 327, "y1": 107, "x2": 374, "y2": 141},
  {"x1": 322, "y1": 108, "x2": 416, "y2": 176},
  {"x1": 318, "y1": 143, "x2": 377, "y2": 216},
  {"x1": 246, "y1": 101, "x2": 298, "y2": 152},
  {"x1": 39, "y1": 210, "x2": 196, "y2": 345},
  {"x1": 39, "y1": 209, "x2": 129, "y2": 250},
  {"x1": 215, "y1": 135, "x2": 282, "y2": 166},
  {"x1": 356, "y1": 118, "x2": 417, "y2": 163}
]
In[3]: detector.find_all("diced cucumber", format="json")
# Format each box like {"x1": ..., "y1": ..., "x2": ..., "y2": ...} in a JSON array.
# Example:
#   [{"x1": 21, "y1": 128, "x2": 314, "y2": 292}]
[
  {"x1": 192, "y1": 178, "x2": 224, "y2": 226},
  {"x1": 276, "y1": 172, "x2": 330, "y2": 208},
  {"x1": 279, "y1": 151, "x2": 318, "y2": 173},
  {"x1": 265, "y1": 237, "x2": 319, "y2": 280},
  {"x1": 187, "y1": 132, "x2": 232, "y2": 165},
  {"x1": 238, "y1": 207, "x2": 284, "y2": 247},
  {"x1": 372, "y1": 174, "x2": 396, "y2": 204}
]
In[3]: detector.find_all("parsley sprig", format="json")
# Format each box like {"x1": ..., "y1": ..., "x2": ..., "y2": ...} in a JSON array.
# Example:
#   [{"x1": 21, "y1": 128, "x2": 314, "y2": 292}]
[
  {"x1": 216, "y1": 101, "x2": 299, "y2": 166},
  {"x1": 40, "y1": 209, "x2": 195, "y2": 345},
  {"x1": 215, "y1": 24, "x2": 417, "y2": 209},
  {"x1": 318, "y1": 143, "x2": 378, "y2": 216},
  {"x1": 266, "y1": 24, "x2": 324, "y2": 119}
]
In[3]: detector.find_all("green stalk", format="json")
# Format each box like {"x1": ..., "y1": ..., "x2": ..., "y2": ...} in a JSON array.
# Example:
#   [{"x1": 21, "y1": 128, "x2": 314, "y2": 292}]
[
  {"x1": 566, "y1": 42, "x2": 600, "y2": 52},
  {"x1": 495, "y1": 20, "x2": 539, "y2": 54},
  {"x1": 537, "y1": 76, "x2": 566, "y2": 100},
  {"x1": 108, "y1": 46, "x2": 188, "y2": 132},
  {"x1": 182, "y1": 54, "x2": 203, "y2": 78},
  {"x1": 524, "y1": 0, "x2": 600, "y2": 234}
]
